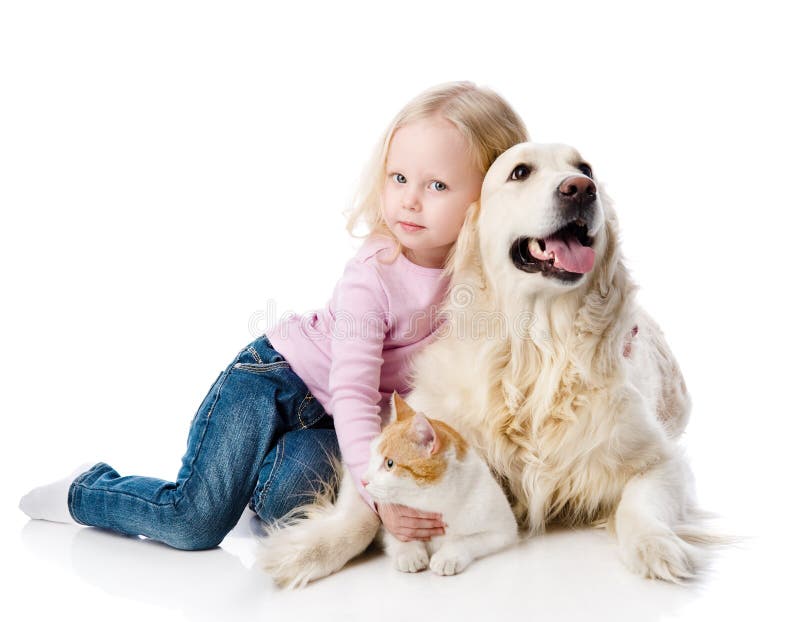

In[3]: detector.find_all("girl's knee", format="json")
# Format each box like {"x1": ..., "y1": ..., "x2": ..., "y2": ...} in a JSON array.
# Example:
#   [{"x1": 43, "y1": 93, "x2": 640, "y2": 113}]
[
  {"x1": 167, "y1": 530, "x2": 225, "y2": 551},
  {"x1": 161, "y1": 508, "x2": 233, "y2": 551}
]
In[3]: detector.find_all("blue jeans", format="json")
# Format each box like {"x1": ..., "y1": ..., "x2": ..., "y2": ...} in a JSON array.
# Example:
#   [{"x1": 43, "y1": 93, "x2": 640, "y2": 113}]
[{"x1": 68, "y1": 336, "x2": 340, "y2": 550}]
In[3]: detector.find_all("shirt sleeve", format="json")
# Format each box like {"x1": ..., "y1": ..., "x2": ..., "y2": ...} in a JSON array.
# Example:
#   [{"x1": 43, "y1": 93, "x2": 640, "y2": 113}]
[{"x1": 328, "y1": 257, "x2": 390, "y2": 512}]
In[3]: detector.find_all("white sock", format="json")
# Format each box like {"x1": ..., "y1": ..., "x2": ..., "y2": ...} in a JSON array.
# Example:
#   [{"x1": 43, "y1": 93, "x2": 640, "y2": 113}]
[{"x1": 19, "y1": 463, "x2": 93, "y2": 524}]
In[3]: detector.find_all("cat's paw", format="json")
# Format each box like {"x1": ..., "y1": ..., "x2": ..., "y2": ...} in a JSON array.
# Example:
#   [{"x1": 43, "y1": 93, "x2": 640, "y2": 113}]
[
  {"x1": 429, "y1": 547, "x2": 472, "y2": 576},
  {"x1": 393, "y1": 545, "x2": 429, "y2": 573}
]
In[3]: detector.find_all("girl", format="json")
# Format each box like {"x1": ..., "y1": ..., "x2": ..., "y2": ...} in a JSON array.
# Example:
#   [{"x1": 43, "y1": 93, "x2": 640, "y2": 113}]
[{"x1": 19, "y1": 81, "x2": 529, "y2": 549}]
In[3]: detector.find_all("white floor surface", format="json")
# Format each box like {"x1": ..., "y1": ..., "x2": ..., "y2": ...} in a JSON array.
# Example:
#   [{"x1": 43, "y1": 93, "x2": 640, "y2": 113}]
[{"x1": 9, "y1": 495, "x2": 796, "y2": 621}]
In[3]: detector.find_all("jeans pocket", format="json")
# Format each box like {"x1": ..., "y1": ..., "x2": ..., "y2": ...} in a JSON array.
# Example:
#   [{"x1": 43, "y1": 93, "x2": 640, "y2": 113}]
[
  {"x1": 232, "y1": 361, "x2": 290, "y2": 374},
  {"x1": 233, "y1": 337, "x2": 288, "y2": 371},
  {"x1": 295, "y1": 392, "x2": 327, "y2": 430}
]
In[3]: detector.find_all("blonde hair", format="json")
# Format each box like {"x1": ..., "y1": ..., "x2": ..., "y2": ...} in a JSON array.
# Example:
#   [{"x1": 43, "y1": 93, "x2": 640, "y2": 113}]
[{"x1": 345, "y1": 81, "x2": 529, "y2": 261}]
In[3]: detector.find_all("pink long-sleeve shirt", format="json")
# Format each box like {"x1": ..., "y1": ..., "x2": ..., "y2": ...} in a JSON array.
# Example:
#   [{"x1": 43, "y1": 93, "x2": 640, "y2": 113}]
[{"x1": 265, "y1": 235, "x2": 449, "y2": 508}]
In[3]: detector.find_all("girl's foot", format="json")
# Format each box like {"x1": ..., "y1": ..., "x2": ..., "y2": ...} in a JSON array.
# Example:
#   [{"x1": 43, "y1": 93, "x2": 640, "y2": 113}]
[{"x1": 19, "y1": 463, "x2": 93, "y2": 524}]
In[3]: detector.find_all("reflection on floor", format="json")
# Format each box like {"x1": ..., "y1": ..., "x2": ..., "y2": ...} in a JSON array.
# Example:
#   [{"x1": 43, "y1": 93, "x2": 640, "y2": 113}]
[{"x1": 20, "y1": 507, "x2": 721, "y2": 622}]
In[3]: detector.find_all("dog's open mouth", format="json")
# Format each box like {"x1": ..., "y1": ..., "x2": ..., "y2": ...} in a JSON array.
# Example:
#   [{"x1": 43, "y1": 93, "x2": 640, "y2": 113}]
[{"x1": 510, "y1": 220, "x2": 596, "y2": 281}]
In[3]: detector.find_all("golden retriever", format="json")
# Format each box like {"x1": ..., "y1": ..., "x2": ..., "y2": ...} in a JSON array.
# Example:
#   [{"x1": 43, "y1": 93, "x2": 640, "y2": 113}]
[{"x1": 259, "y1": 143, "x2": 710, "y2": 586}]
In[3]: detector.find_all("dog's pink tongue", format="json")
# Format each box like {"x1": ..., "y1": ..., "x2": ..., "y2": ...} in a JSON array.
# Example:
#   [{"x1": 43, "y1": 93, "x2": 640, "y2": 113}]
[{"x1": 543, "y1": 235, "x2": 595, "y2": 273}]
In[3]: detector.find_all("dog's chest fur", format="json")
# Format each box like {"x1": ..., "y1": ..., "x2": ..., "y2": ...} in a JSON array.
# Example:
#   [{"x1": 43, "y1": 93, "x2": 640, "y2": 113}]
[
  {"x1": 411, "y1": 338, "x2": 662, "y2": 531},
  {"x1": 496, "y1": 365, "x2": 636, "y2": 527}
]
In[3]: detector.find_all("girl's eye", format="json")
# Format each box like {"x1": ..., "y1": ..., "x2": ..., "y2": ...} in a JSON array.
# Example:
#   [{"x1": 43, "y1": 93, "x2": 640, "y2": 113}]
[
  {"x1": 509, "y1": 164, "x2": 532, "y2": 181},
  {"x1": 393, "y1": 173, "x2": 407, "y2": 184},
  {"x1": 577, "y1": 163, "x2": 593, "y2": 178},
  {"x1": 384, "y1": 458, "x2": 394, "y2": 469},
  {"x1": 429, "y1": 180, "x2": 447, "y2": 192}
]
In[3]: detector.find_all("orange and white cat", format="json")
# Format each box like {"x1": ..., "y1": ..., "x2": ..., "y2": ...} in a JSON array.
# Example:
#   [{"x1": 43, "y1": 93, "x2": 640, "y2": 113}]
[
  {"x1": 259, "y1": 392, "x2": 518, "y2": 587},
  {"x1": 366, "y1": 392, "x2": 518, "y2": 576}
]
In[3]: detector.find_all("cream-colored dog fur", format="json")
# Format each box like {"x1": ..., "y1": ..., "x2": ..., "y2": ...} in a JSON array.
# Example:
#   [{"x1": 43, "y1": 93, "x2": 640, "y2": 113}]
[
  {"x1": 409, "y1": 142, "x2": 708, "y2": 581},
  {"x1": 260, "y1": 142, "x2": 711, "y2": 586}
]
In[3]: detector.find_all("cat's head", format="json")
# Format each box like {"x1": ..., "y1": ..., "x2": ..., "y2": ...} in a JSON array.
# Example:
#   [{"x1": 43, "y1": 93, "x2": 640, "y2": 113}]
[{"x1": 362, "y1": 392, "x2": 467, "y2": 504}]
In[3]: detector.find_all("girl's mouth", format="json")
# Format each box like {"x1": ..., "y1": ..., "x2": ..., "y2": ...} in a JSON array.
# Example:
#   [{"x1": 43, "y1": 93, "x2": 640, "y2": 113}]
[{"x1": 399, "y1": 221, "x2": 425, "y2": 232}]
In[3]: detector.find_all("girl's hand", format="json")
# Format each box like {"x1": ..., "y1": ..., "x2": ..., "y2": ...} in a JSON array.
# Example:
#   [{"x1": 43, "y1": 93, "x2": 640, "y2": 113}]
[{"x1": 376, "y1": 502, "x2": 446, "y2": 542}]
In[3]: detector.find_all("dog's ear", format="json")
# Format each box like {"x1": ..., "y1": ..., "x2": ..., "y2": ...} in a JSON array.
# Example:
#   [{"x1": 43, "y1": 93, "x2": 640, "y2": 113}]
[
  {"x1": 574, "y1": 197, "x2": 637, "y2": 377},
  {"x1": 593, "y1": 197, "x2": 635, "y2": 304},
  {"x1": 593, "y1": 210, "x2": 622, "y2": 299},
  {"x1": 444, "y1": 200, "x2": 482, "y2": 279}
]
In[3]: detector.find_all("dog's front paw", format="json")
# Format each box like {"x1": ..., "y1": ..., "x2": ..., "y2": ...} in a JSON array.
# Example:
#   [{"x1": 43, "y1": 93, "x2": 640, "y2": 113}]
[
  {"x1": 429, "y1": 546, "x2": 472, "y2": 576},
  {"x1": 619, "y1": 530, "x2": 699, "y2": 583},
  {"x1": 392, "y1": 541, "x2": 429, "y2": 573}
]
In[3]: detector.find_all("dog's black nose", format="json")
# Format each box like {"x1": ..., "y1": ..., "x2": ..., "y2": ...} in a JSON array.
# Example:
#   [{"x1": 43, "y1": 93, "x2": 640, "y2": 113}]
[{"x1": 558, "y1": 175, "x2": 596, "y2": 206}]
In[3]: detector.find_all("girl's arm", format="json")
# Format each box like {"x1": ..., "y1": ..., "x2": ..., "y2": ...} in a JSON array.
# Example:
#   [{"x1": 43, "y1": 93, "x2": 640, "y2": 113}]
[
  {"x1": 328, "y1": 259, "x2": 445, "y2": 540},
  {"x1": 327, "y1": 259, "x2": 386, "y2": 508}
]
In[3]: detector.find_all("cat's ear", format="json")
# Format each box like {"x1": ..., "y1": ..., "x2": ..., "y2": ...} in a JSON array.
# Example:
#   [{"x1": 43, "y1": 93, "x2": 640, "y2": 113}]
[
  {"x1": 412, "y1": 413, "x2": 441, "y2": 456},
  {"x1": 390, "y1": 391, "x2": 415, "y2": 423}
]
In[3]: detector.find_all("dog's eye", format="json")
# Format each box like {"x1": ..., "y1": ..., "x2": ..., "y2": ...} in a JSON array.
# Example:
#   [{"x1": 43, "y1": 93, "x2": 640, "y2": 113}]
[
  {"x1": 577, "y1": 163, "x2": 593, "y2": 178},
  {"x1": 384, "y1": 458, "x2": 394, "y2": 470},
  {"x1": 509, "y1": 164, "x2": 532, "y2": 181}
]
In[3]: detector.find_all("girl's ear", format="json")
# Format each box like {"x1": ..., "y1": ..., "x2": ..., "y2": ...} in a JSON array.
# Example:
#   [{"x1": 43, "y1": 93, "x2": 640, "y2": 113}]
[
  {"x1": 390, "y1": 391, "x2": 415, "y2": 423},
  {"x1": 445, "y1": 199, "x2": 482, "y2": 278},
  {"x1": 412, "y1": 413, "x2": 441, "y2": 456}
]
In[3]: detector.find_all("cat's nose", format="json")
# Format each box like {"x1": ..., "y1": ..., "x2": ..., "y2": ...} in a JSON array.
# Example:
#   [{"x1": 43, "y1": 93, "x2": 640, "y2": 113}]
[{"x1": 360, "y1": 479, "x2": 368, "y2": 487}]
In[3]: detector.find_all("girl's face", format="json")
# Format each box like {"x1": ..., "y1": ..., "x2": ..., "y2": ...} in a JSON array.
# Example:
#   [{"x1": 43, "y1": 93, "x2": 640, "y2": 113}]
[{"x1": 381, "y1": 116, "x2": 483, "y2": 268}]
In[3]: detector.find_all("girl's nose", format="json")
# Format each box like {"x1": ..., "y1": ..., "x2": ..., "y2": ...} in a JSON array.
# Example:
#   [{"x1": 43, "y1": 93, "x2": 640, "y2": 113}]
[{"x1": 402, "y1": 189, "x2": 421, "y2": 211}]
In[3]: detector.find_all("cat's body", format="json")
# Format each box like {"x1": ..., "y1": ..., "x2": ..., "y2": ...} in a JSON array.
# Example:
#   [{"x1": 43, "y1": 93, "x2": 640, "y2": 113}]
[
  {"x1": 259, "y1": 393, "x2": 518, "y2": 587},
  {"x1": 366, "y1": 396, "x2": 518, "y2": 575}
]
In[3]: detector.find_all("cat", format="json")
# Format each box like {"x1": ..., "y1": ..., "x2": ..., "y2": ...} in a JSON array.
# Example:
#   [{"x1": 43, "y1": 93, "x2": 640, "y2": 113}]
[{"x1": 258, "y1": 392, "x2": 518, "y2": 588}]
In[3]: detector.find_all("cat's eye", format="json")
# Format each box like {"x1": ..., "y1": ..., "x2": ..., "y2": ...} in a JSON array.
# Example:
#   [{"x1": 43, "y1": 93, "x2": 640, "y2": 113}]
[{"x1": 384, "y1": 458, "x2": 394, "y2": 470}]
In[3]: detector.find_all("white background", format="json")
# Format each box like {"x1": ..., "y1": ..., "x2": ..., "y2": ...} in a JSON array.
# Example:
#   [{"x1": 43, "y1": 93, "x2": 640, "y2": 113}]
[{"x1": 2, "y1": 1, "x2": 798, "y2": 620}]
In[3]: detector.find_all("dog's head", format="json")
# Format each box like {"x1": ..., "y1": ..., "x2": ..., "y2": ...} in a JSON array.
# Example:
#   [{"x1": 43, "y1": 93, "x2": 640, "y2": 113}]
[{"x1": 475, "y1": 142, "x2": 608, "y2": 294}]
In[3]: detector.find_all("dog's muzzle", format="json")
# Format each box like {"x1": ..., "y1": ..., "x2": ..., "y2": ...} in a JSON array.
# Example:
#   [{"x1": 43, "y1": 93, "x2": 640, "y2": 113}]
[{"x1": 510, "y1": 218, "x2": 596, "y2": 282}]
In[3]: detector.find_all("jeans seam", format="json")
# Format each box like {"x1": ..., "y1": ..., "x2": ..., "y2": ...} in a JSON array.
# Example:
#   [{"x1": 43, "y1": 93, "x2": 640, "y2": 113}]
[
  {"x1": 232, "y1": 361, "x2": 289, "y2": 373},
  {"x1": 247, "y1": 345, "x2": 263, "y2": 363},
  {"x1": 67, "y1": 483, "x2": 85, "y2": 525},
  {"x1": 296, "y1": 393, "x2": 320, "y2": 429},
  {"x1": 255, "y1": 436, "x2": 285, "y2": 514},
  {"x1": 204, "y1": 368, "x2": 229, "y2": 420},
  {"x1": 173, "y1": 368, "x2": 229, "y2": 512}
]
